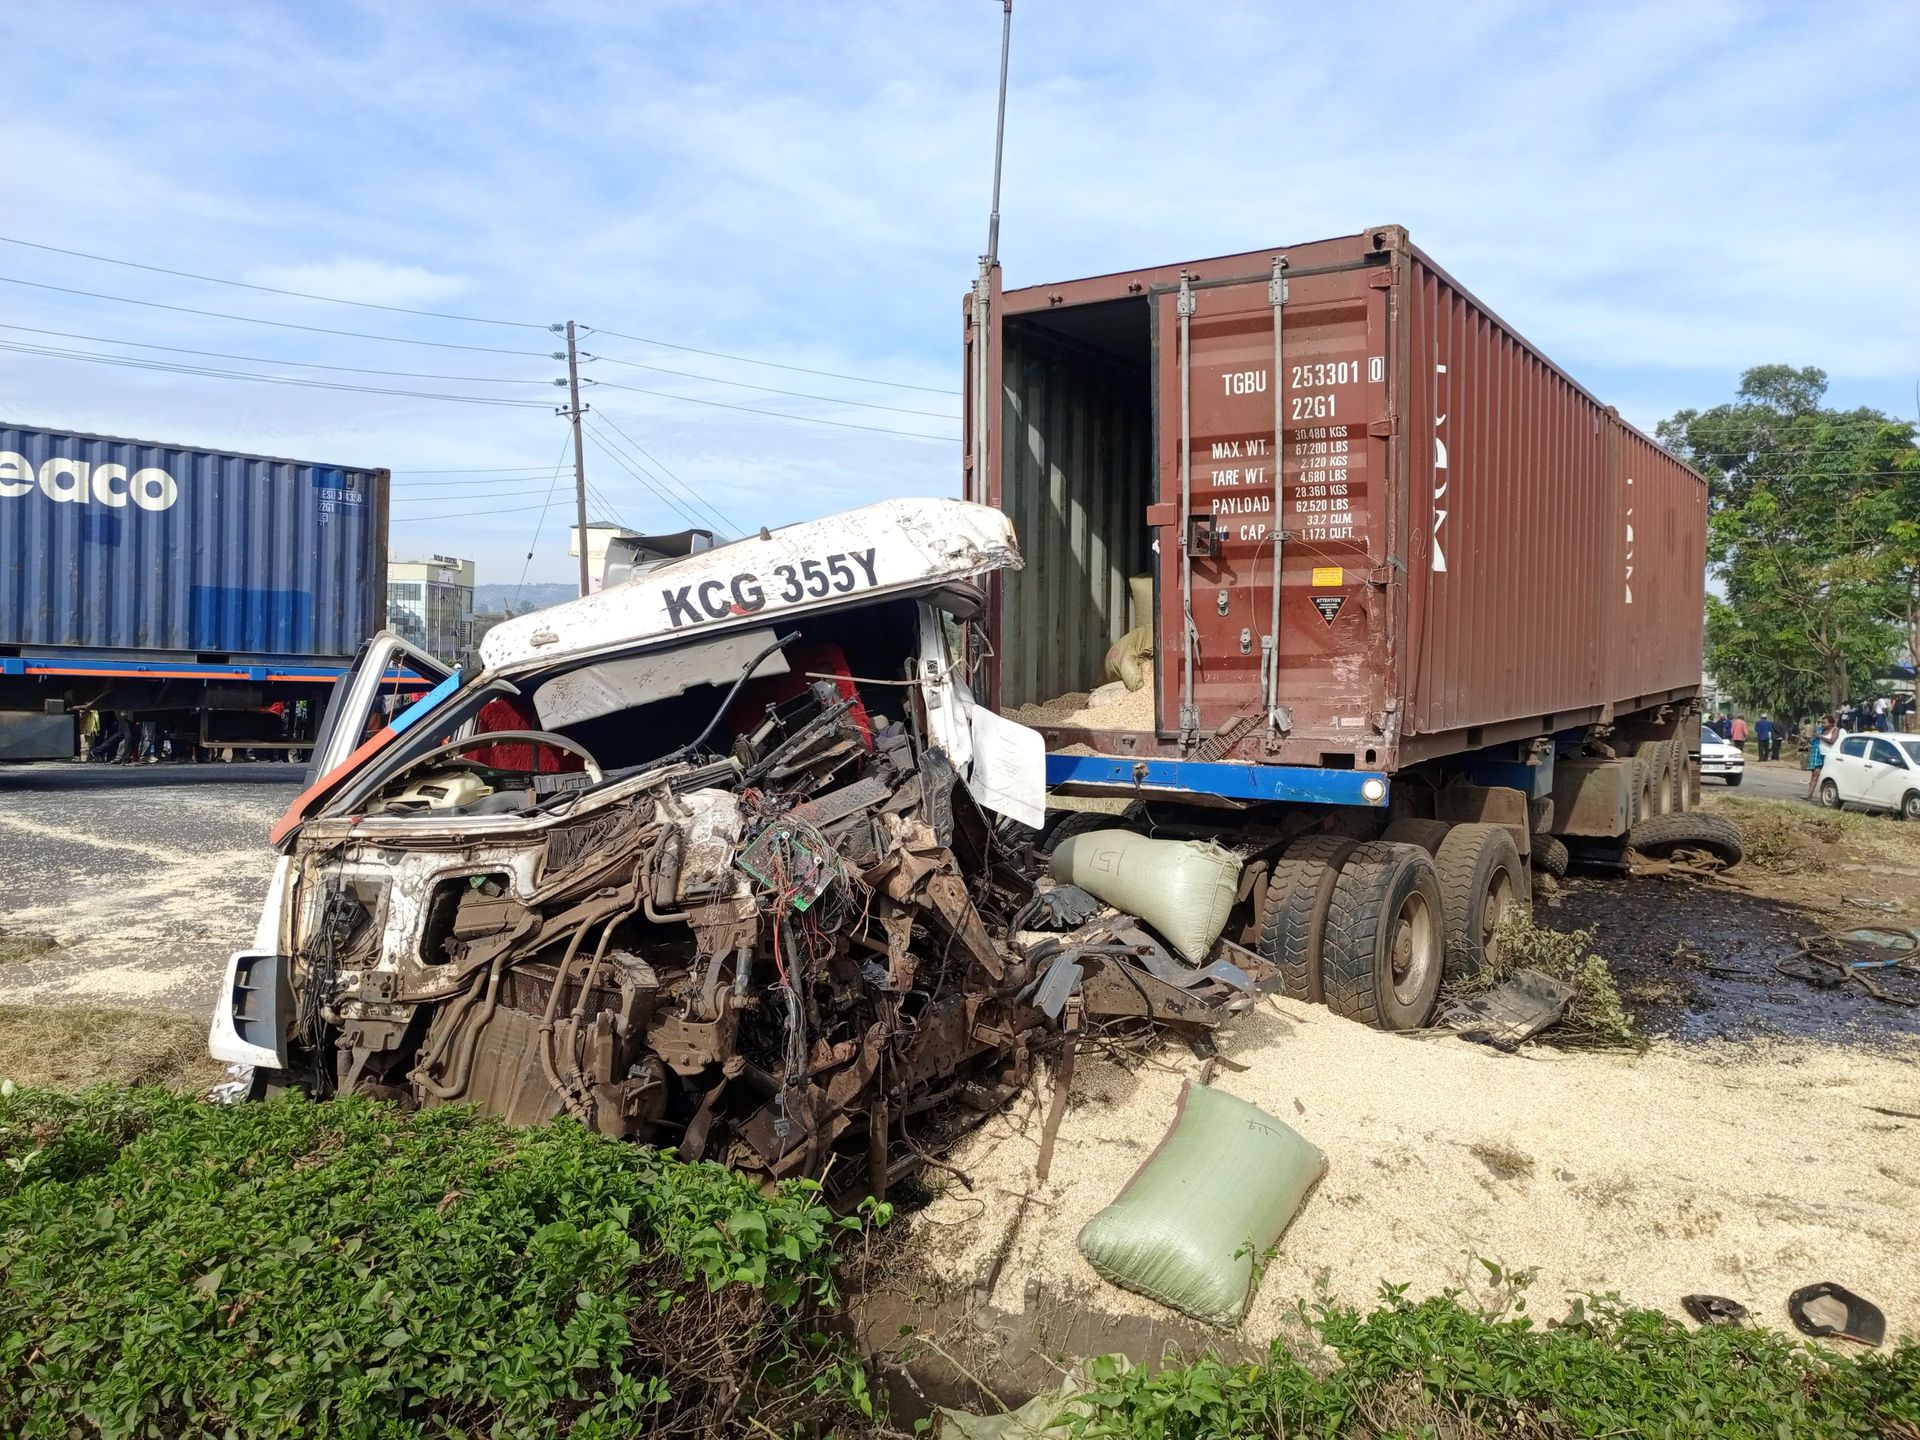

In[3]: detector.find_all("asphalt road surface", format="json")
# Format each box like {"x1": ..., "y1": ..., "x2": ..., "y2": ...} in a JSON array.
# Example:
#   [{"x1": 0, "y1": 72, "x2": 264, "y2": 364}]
[
  {"x1": 1717, "y1": 754, "x2": 1818, "y2": 803},
  {"x1": 0, "y1": 761, "x2": 302, "y2": 1015}
]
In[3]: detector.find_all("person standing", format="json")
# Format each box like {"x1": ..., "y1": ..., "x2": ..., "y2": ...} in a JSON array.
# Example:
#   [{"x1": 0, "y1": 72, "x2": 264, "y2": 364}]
[
  {"x1": 1730, "y1": 714, "x2": 1748, "y2": 752},
  {"x1": 1755, "y1": 714, "x2": 1773, "y2": 761},
  {"x1": 1876, "y1": 694, "x2": 1892, "y2": 732},
  {"x1": 1806, "y1": 715, "x2": 1839, "y2": 800}
]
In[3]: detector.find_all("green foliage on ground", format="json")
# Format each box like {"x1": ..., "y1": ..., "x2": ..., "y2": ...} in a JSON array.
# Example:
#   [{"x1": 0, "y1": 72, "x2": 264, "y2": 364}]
[
  {"x1": 1658, "y1": 364, "x2": 1920, "y2": 717},
  {"x1": 0, "y1": 1084, "x2": 878, "y2": 1439},
  {"x1": 1037, "y1": 1285, "x2": 1920, "y2": 1440},
  {"x1": 1444, "y1": 913, "x2": 1643, "y2": 1050}
]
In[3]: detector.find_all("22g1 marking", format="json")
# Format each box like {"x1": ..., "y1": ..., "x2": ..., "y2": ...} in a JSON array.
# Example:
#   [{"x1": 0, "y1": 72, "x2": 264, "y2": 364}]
[{"x1": 663, "y1": 546, "x2": 879, "y2": 628}]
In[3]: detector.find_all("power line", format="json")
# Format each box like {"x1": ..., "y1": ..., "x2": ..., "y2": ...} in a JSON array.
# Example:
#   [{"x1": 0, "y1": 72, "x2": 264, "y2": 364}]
[
  {"x1": 583, "y1": 349, "x2": 956, "y2": 419},
  {"x1": 0, "y1": 233, "x2": 548, "y2": 329},
  {"x1": 586, "y1": 377, "x2": 957, "y2": 441},
  {"x1": 393, "y1": 464, "x2": 564, "y2": 474},
  {"x1": 582, "y1": 430, "x2": 706, "y2": 533},
  {"x1": 390, "y1": 500, "x2": 563, "y2": 523},
  {"x1": 391, "y1": 483, "x2": 559, "y2": 503},
  {"x1": 393, "y1": 472, "x2": 588, "y2": 489},
  {"x1": 0, "y1": 274, "x2": 550, "y2": 355},
  {"x1": 584, "y1": 325, "x2": 959, "y2": 396},
  {"x1": 514, "y1": 435, "x2": 577, "y2": 612},
  {"x1": 583, "y1": 413, "x2": 736, "y2": 535},
  {"x1": 0, "y1": 322, "x2": 552, "y2": 384},
  {"x1": 0, "y1": 339, "x2": 552, "y2": 408}
]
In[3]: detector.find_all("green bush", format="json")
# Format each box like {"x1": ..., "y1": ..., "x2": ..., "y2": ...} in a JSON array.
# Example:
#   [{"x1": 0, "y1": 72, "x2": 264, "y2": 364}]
[
  {"x1": 1048, "y1": 1288, "x2": 1920, "y2": 1439},
  {"x1": 0, "y1": 1084, "x2": 877, "y2": 1439}
]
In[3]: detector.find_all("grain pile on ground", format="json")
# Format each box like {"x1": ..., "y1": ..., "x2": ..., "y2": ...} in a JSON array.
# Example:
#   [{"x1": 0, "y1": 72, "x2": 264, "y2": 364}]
[
  {"x1": 904, "y1": 1001, "x2": 1920, "y2": 1339},
  {"x1": 1008, "y1": 661, "x2": 1157, "y2": 732},
  {"x1": 0, "y1": 1005, "x2": 224, "y2": 1092}
]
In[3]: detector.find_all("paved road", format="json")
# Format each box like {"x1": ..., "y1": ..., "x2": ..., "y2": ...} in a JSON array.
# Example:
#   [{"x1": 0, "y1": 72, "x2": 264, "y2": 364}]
[
  {"x1": 1712, "y1": 754, "x2": 1813, "y2": 803},
  {"x1": 0, "y1": 762, "x2": 301, "y2": 1015}
]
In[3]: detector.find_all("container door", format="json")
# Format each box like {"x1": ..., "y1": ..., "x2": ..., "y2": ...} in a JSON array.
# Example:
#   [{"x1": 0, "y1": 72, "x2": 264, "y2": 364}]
[{"x1": 1150, "y1": 264, "x2": 1394, "y2": 755}]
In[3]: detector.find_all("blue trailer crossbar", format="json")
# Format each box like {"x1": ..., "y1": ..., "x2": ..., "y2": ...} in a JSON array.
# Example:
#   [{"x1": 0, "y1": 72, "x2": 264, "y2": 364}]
[{"x1": 1045, "y1": 752, "x2": 1390, "y2": 807}]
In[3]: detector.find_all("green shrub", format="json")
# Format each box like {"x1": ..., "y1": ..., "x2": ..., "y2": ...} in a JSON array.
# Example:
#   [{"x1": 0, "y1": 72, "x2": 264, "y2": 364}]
[
  {"x1": 0, "y1": 1084, "x2": 878, "y2": 1439},
  {"x1": 1053, "y1": 1288, "x2": 1920, "y2": 1439}
]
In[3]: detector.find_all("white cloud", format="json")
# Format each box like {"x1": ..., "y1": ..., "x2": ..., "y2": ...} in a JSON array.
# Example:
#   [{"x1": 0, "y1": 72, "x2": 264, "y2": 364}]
[{"x1": 241, "y1": 259, "x2": 472, "y2": 310}]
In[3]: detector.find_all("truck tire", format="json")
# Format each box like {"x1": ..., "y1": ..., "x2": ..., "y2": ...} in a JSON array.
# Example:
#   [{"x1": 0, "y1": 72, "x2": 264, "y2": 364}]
[
  {"x1": 1434, "y1": 824, "x2": 1530, "y2": 979},
  {"x1": 1531, "y1": 833, "x2": 1569, "y2": 879},
  {"x1": 1632, "y1": 741, "x2": 1669, "y2": 820},
  {"x1": 1041, "y1": 806, "x2": 1137, "y2": 854},
  {"x1": 1320, "y1": 841, "x2": 1447, "y2": 1031},
  {"x1": 1665, "y1": 738, "x2": 1689, "y2": 813},
  {"x1": 1382, "y1": 817, "x2": 1452, "y2": 854},
  {"x1": 1626, "y1": 812, "x2": 1744, "y2": 867},
  {"x1": 1257, "y1": 834, "x2": 1359, "y2": 1004}
]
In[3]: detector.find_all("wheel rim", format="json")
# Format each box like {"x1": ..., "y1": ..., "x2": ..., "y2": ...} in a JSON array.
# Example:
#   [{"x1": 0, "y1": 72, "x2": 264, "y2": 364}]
[
  {"x1": 1907, "y1": 794, "x2": 1920, "y2": 820},
  {"x1": 1388, "y1": 889, "x2": 1440, "y2": 1007},
  {"x1": 1481, "y1": 870, "x2": 1516, "y2": 966},
  {"x1": 1822, "y1": 781, "x2": 1839, "y2": 808}
]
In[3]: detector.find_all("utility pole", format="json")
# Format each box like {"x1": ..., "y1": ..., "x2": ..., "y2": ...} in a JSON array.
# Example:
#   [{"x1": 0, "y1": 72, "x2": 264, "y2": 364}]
[{"x1": 554, "y1": 320, "x2": 591, "y2": 596}]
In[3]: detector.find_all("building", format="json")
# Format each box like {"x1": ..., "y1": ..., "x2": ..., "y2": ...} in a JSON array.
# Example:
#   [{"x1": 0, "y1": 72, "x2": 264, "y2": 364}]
[
  {"x1": 387, "y1": 555, "x2": 476, "y2": 663},
  {"x1": 568, "y1": 520, "x2": 633, "y2": 594}
]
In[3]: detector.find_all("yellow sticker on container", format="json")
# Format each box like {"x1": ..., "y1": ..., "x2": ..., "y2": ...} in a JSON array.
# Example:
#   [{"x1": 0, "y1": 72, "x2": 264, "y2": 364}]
[{"x1": 1311, "y1": 566, "x2": 1344, "y2": 587}]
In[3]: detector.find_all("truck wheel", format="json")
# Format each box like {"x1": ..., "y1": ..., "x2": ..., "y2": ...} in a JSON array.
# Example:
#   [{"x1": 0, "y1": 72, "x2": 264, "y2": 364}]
[
  {"x1": 1632, "y1": 741, "x2": 1668, "y2": 820},
  {"x1": 1666, "y1": 738, "x2": 1689, "y2": 813},
  {"x1": 1531, "y1": 833, "x2": 1569, "y2": 879},
  {"x1": 1434, "y1": 824, "x2": 1530, "y2": 980},
  {"x1": 1626, "y1": 812, "x2": 1745, "y2": 867},
  {"x1": 1382, "y1": 817, "x2": 1451, "y2": 854},
  {"x1": 1041, "y1": 806, "x2": 1137, "y2": 853},
  {"x1": 1257, "y1": 834, "x2": 1359, "y2": 1003},
  {"x1": 1320, "y1": 841, "x2": 1446, "y2": 1031}
]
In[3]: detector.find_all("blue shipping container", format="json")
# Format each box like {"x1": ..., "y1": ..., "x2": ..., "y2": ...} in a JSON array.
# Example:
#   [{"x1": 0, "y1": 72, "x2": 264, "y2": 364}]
[{"x1": 0, "y1": 422, "x2": 388, "y2": 661}]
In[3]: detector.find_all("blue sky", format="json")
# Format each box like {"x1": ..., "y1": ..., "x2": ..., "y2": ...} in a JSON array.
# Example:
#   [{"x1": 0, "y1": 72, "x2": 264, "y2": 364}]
[{"x1": 2, "y1": 0, "x2": 1915, "y2": 585}]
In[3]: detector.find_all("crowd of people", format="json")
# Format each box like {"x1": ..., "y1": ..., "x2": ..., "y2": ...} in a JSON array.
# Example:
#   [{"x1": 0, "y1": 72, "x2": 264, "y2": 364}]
[{"x1": 1707, "y1": 695, "x2": 1914, "y2": 803}]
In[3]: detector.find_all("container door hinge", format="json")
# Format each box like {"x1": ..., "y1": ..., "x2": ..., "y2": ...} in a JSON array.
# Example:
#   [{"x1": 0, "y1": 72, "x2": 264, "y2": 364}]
[
  {"x1": 1368, "y1": 270, "x2": 1394, "y2": 290},
  {"x1": 1367, "y1": 418, "x2": 1396, "y2": 438}
]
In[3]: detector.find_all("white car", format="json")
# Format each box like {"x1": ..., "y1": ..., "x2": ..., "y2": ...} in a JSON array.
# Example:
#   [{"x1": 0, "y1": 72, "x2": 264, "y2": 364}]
[
  {"x1": 1818, "y1": 732, "x2": 1920, "y2": 819},
  {"x1": 1694, "y1": 722, "x2": 1745, "y2": 786}
]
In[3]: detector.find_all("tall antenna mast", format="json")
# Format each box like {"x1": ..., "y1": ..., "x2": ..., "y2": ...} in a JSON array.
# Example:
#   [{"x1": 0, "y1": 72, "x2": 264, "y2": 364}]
[
  {"x1": 970, "y1": 1, "x2": 1013, "y2": 505},
  {"x1": 985, "y1": 0, "x2": 1013, "y2": 265}
]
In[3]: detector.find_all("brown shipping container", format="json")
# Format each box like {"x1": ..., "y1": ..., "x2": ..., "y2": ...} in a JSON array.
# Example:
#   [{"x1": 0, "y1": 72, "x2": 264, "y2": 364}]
[{"x1": 965, "y1": 225, "x2": 1706, "y2": 776}]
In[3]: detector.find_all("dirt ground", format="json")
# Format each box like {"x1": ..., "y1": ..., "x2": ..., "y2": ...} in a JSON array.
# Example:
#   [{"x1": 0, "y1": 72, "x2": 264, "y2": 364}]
[
  {"x1": 0, "y1": 762, "x2": 296, "y2": 1093},
  {"x1": 873, "y1": 781, "x2": 1920, "y2": 1395}
]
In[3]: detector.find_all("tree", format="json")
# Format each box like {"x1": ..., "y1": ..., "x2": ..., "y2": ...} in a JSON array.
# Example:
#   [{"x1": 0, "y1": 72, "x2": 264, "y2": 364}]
[{"x1": 1658, "y1": 366, "x2": 1915, "y2": 716}]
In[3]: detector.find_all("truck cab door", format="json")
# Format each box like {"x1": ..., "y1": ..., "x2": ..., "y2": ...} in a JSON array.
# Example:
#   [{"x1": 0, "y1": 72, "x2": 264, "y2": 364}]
[{"x1": 915, "y1": 602, "x2": 1045, "y2": 828}]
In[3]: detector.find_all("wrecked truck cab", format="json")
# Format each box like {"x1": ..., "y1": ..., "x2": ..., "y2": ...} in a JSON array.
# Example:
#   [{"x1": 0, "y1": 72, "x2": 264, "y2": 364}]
[{"x1": 210, "y1": 497, "x2": 1054, "y2": 1193}]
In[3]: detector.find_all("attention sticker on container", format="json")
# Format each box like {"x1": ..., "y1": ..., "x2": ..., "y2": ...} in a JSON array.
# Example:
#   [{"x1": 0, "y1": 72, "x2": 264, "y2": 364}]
[
  {"x1": 1311, "y1": 596, "x2": 1345, "y2": 625},
  {"x1": 1310, "y1": 566, "x2": 1344, "y2": 587}
]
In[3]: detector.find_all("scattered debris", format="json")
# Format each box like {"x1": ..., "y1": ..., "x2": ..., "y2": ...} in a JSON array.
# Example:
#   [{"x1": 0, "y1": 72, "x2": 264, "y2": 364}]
[
  {"x1": 1682, "y1": 1294, "x2": 1750, "y2": 1326},
  {"x1": 1076, "y1": 1082, "x2": 1325, "y2": 1325},
  {"x1": 1844, "y1": 896, "x2": 1904, "y2": 914},
  {"x1": 1626, "y1": 813, "x2": 1745, "y2": 868},
  {"x1": 1439, "y1": 913, "x2": 1642, "y2": 1050},
  {"x1": 1788, "y1": 1282, "x2": 1886, "y2": 1347},
  {"x1": 1438, "y1": 969, "x2": 1574, "y2": 1049}
]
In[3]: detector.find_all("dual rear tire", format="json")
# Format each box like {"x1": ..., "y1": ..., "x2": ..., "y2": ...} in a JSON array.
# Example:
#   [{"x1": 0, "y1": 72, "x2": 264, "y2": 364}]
[{"x1": 1259, "y1": 823, "x2": 1530, "y2": 1030}]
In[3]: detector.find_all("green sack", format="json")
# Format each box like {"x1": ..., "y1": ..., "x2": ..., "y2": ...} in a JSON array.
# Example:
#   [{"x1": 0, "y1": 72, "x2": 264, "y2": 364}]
[
  {"x1": 1077, "y1": 1083, "x2": 1326, "y2": 1325},
  {"x1": 1048, "y1": 829, "x2": 1240, "y2": 963}
]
